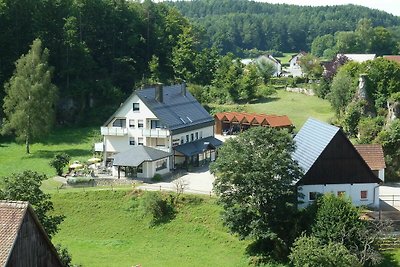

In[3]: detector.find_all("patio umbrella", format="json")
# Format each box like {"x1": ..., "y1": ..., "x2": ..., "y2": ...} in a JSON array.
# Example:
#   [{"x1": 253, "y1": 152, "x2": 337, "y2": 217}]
[
  {"x1": 88, "y1": 157, "x2": 101, "y2": 163},
  {"x1": 69, "y1": 163, "x2": 83, "y2": 169}
]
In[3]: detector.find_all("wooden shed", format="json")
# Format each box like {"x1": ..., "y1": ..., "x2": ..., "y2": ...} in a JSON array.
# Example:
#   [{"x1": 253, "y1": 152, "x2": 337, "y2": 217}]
[
  {"x1": 214, "y1": 112, "x2": 293, "y2": 135},
  {"x1": 0, "y1": 201, "x2": 63, "y2": 267}
]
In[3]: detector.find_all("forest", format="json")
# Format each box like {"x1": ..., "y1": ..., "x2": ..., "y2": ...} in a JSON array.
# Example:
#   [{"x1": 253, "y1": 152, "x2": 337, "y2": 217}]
[{"x1": 168, "y1": 0, "x2": 400, "y2": 55}]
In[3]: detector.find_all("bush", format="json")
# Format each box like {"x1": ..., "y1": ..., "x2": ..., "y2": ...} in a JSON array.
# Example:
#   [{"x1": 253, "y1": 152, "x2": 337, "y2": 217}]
[
  {"x1": 152, "y1": 173, "x2": 162, "y2": 182},
  {"x1": 49, "y1": 153, "x2": 70, "y2": 176},
  {"x1": 137, "y1": 191, "x2": 175, "y2": 226}
]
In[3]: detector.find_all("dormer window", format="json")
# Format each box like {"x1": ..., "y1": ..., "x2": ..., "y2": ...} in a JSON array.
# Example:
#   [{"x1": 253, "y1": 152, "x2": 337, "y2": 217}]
[
  {"x1": 133, "y1": 103, "x2": 139, "y2": 111},
  {"x1": 112, "y1": 119, "x2": 126, "y2": 128}
]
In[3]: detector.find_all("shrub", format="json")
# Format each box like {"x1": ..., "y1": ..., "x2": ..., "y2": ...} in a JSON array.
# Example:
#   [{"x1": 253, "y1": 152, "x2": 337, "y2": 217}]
[
  {"x1": 137, "y1": 191, "x2": 175, "y2": 226},
  {"x1": 49, "y1": 153, "x2": 70, "y2": 176},
  {"x1": 152, "y1": 173, "x2": 162, "y2": 182},
  {"x1": 67, "y1": 177, "x2": 94, "y2": 185}
]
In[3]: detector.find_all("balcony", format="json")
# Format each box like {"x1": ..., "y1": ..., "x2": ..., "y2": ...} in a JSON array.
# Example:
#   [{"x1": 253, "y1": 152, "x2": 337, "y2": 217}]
[
  {"x1": 100, "y1": 127, "x2": 128, "y2": 136},
  {"x1": 142, "y1": 128, "x2": 169, "y2": 137}
]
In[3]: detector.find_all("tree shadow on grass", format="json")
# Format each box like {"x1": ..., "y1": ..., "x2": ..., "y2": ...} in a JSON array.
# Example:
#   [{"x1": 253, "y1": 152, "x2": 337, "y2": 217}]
[
  {"x1": 379, "y1": 252, "x2": 400, "y2": 267},
  {"x1": 23, "y1": 148, "x2": 90, "y2": 160},
  {"x1": 248, "y1": 96, "x2": 280, "y2": 105},
  {"x1": 39, "y1": 126, "x2": 100, "y2": 146}
]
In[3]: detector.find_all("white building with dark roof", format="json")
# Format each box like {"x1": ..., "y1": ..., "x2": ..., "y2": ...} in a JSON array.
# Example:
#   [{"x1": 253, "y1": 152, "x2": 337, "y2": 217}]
[
  {"x1": 100, "y1": 83, "x2": 222, "y2": 179},
  {"x1": 293, "y1": 118, "x2": 382, "y2": 208}
]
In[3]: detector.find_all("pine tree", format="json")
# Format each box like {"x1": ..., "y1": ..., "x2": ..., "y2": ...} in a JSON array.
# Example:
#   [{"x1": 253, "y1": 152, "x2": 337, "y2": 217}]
[{"x1": 2, "y1": 38, "x2": 58, "y2": 153}]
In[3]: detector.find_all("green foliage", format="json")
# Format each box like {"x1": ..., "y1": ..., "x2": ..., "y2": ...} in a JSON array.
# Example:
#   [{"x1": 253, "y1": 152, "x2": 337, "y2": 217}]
[
  {"x1": 328, "y1": 68, "x2": 357, "y2": 117},
  {"x1": 378, "y1": 119, "x2": 400, "y2": 181},
  {"x1": 50, "y1": 153, "x2": 71, "y2": 176},
  {"x1": 342, "y1": 101, "x2": 365, "y2": 137},
  {"x1": 311, "y1": 194, "x2": 383, "y2": 265},
  {"x1": 2, "y1": 38, "x2": 58, "y2": 153},
  {"x1": 55, "y1": 244, "x2": 81, "y2": 267},
  {"x1": 151, "y1": 173, "x2": 162, "y2": 182},
  {"x1": 314, "y1": 78, "x2": 331, "y2": 99},
  {"x1": 289, "y1": 235, "x2": 360, "y2": 267},
  {"x1": 358, "y1": 116, "x2": 384, "y2": 144},
  {"x1": 170, "y1": 0, "x2": 400, "y2": 54},
  {"x1": 136, "y1": 191, "x2": 176, "y2": 226},
  {"x1": 211, "y1": 127, "x2": 302, "y2": 259},
  {"x1": 52, "y1": 190, "x2": 250, "y2": 266},
  {"x1": 0, "y1": 170, "x2": 64, "y2": 237},
  {"x1": 298, "y1": 54, "x2": 323, "y2": 79},
  {"x1": 311, "y1": 34, "x2": 335, "y2": 57},
  {"x1": 255, "y1": 57, "x2": 276, "y2": 83}
]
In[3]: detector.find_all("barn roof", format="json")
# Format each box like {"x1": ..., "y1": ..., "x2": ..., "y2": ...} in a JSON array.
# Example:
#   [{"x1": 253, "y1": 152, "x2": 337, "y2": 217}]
[
  {"x1": 293, "y1": 118, "x2": 339, "y2": 174},
  {"x1": 383, "y1": 55, "x2": 400, "y2": 64},
  {"x1": 0, "y1": 201, "x2": 28, "y2": 266},
  {"x1": 354, "y1": 144, "x2": 386, "y2": 170},
  {"x1": 0, "y1": 201, "x2": 62, "y2": 266}
]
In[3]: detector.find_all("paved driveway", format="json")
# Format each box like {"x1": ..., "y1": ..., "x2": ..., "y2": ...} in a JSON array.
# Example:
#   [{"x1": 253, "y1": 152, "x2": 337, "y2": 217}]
[{"x1": 137, "y1": 165, "x2": 215, "y2": 195}]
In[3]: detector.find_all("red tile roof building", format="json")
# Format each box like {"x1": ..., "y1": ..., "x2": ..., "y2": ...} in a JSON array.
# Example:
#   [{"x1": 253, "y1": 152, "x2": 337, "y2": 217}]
[
  {"x1": 354, "y1": 144, "x2": 386, "y2": 181},
  {"x1": 214, "y1": 112, "x2": 293, "y2": 135},
  {"x1": 383, "y1": 55, "x2": 400, "y2": 64},
  {"x1": 0, "y1": 201, "x2": 63, "y2": 267}
]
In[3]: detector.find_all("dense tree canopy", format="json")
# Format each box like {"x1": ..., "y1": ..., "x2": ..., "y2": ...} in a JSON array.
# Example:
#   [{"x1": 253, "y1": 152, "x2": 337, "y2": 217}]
[
  {"x1": 2, "y1": 39, "x2": 58, "y2": 153},
  {"x1": 169, "y1": 0, "x2": 400, "y2": 54},
  {"x1": 211, "y1": 127, "x2": 302, "y2": 259}
]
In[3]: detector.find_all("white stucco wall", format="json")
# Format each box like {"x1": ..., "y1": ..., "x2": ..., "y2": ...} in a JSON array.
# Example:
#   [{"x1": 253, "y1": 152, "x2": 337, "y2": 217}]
[
  {"x1": 379, "y1": 169, "x2": 385, "y2": 182},
  {"x1": 298, "y1": 183, "x2": 380, "y2": 209},
  {"x1": 171, "y1": 125, "x2": 214, "y2": 146}
]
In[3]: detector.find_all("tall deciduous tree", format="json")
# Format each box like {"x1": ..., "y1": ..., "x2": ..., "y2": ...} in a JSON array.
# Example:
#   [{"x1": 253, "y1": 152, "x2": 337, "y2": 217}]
[
  {"x1": 211, "y1": 127, "x2": 302, "y2": 259},
  {"x1": 0, "y1": 170, "x2": 64, "y2": 238},
  {"x1": 2, "y1": 38, "x2": 58, "y2": 153}
]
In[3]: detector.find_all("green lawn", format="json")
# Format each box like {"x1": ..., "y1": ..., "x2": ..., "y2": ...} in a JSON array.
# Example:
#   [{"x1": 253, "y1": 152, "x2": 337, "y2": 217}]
[
  {"x1": 52, "y1": 190, "x2": 250, "y2": 267},
  {"x1": 0, "y1": 127, "x2": 100, "y2": 188},
  {"x1": 276, "y1": 52, "x2": 295, "y2": 65},
  {"x1": 246, "y1": 89, "x2": 333, "y2": 129}
]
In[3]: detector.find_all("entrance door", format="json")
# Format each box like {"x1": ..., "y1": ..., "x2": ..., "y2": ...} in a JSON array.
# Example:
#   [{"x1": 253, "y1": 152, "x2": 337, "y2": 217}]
[{"x1": 125, "y1": 167, "x2": 137, "y2": 178}]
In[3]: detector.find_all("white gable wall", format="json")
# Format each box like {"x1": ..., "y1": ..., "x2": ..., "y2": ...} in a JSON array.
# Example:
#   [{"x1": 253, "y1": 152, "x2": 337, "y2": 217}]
[{"x1": 298, "y1": 183, "x2": 380, "y2": 209}]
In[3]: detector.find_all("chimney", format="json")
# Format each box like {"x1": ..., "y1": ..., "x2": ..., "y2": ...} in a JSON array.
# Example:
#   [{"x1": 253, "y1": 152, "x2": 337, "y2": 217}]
[
  {"x1": 181, "y1": 82, "x2": 187, "y2": 96},
  {"x1": 155, "y1": 83, "x2": 163, "y2": 103}
]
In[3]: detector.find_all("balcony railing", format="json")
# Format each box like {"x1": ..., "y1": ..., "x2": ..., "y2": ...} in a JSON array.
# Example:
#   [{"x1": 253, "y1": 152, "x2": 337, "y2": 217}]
[
  {"x1": 100, "y1": 127, "x2": 128, "y2": 136},
  {"x1": 142, "y1": 128, "x2": 169, "y2": 137}
]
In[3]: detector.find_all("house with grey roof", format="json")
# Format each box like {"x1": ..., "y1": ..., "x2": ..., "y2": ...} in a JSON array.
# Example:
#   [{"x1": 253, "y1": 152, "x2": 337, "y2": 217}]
[
  {"x1": 293, "y1": 118, "x2": 382, "y2": 208},
  {"x1": 0, "y1": 201, "x2": 63, "y2": 267},
  {"x1": 100, "y1": 83, "x2": 222, "y2": 179}
]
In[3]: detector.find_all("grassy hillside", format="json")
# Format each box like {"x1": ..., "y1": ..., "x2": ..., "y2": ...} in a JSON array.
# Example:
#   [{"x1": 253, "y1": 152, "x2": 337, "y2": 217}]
[
  {"x1": 0, "y1": 127, "x2": 99, "y2": 181},
  {"x1": 52, "y1": 190, "x2": 250, "y2": 267}
]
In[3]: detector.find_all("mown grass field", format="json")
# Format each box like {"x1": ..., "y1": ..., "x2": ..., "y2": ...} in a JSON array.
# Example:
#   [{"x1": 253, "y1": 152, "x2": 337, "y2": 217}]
[
  {"x1": 0, "y1": 127, "x2": 99, "y2": 188},
  {"x1": 246, "y1": 89, "x2": 333, "y2": 129},
  {"x1": 52, "y1": 190, "x2": 250, "y2": 267}
]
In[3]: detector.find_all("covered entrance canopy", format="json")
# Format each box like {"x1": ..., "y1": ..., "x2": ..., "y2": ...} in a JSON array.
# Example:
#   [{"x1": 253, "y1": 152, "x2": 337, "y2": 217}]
[
  {"x1": 113, "y1": 146, "x2": 171, "y2": 167},
  {"x1": 113, "y1": 146, "x2": 171, "y2": 179},
  {"x1": 174, "y1": 136, "x2": 222, "y2": 157},
  {"x1": 174, "y1": 136, "x2": 222, "y2": 168}
]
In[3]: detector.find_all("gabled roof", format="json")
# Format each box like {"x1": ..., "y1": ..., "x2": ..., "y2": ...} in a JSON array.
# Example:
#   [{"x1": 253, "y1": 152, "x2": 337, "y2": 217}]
[
  {"x1": 339, "y1": 54, "x2": 376, "y2": 63},
  {"x1": 0, "y1": 201, "x2": 27, "y2": 266},
  {"x1": 293, "y1": 118, "x2": 339, "y2": 174},
  {"x1": 136, "y1": 84, "x2": 214, "y2": 132},
  {"x1": 214, "y1": 112, "x2": 293, "y2": 128},
  {"x1": 293, "y1": 118, "x2": 382, "y2": 185},
  {"x1": 174, "y1": 136, "x2": 222, "y2": 157},
  {"x1": 113, "y1": 146, "x2": 171, "y2": 167},
  {"x1": 354, "y1": 144, "x2": 386, "y2": 170},
  {"x1": 383, "y1": 55, "x2": 400, "y2": 64},
  {"x1": 257, "y1": 54, "x2": 281, "y2": 65},
  {"x1": 0, "y1": 201, "x2": 62, "y2": 266}
]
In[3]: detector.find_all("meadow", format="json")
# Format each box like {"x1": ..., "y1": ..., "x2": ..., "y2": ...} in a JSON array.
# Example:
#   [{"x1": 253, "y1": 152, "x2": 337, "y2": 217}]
[{"x1": 52, "y1": 190, "x2": 250, "y2": 267}]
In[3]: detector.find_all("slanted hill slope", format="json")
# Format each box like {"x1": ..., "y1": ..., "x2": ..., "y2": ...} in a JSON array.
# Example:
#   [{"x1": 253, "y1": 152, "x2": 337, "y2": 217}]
[{"x1": 52, "y1": 190, "x2": 249, "y2": 267}]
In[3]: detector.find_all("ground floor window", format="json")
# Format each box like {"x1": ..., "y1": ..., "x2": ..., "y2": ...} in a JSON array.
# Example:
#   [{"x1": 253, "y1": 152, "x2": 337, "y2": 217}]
[
  {"x1": 156, "y1": 159, "x2": 167, "y2": 171},
  {"x1": 129, "y1": 137, "x2": 135, "y2": 145},
  {"x1": 138, "y1": 137, "x2": 144, "y2": 146},
  {"x1": 309, "y1": 192, "x2": 317, "y2": 201},
  {"x1": 360, "y1": 190, "x2": 368, "y2": 199},
  {"x1": 337, "y1": 191, "x2": 345, "y2": 197}
]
